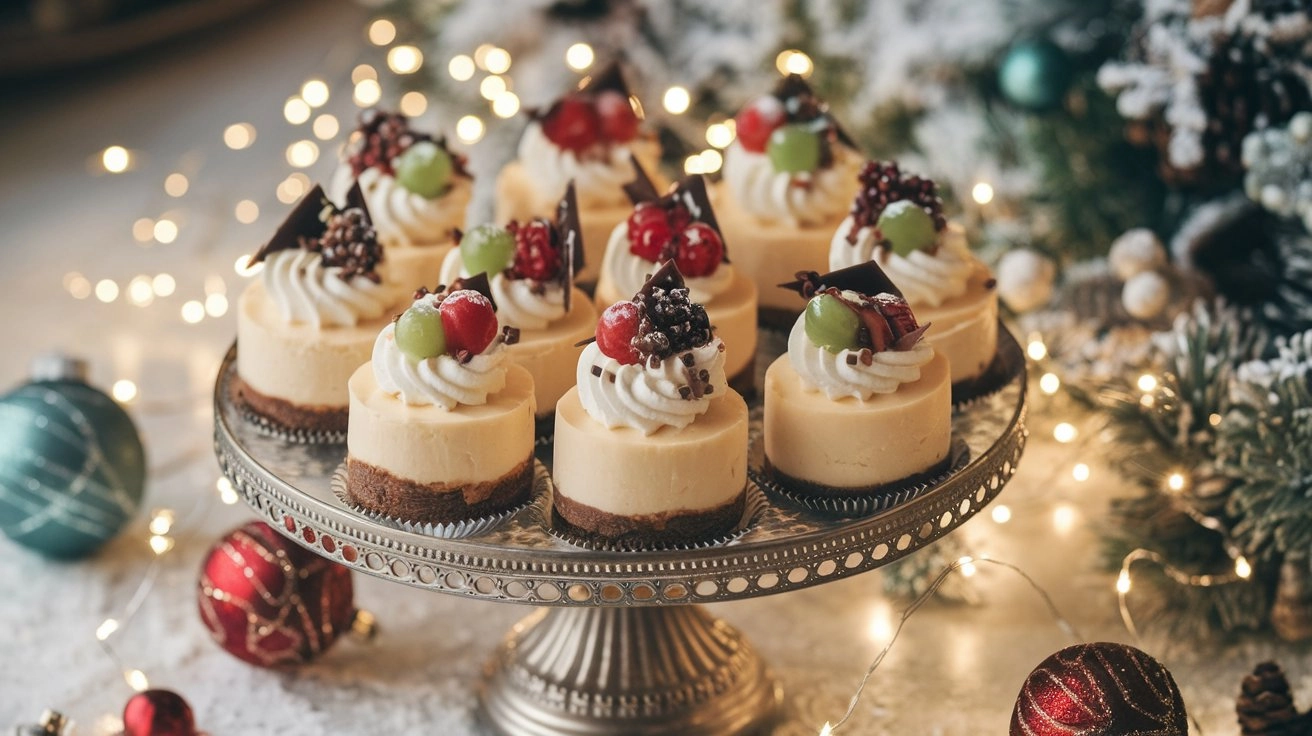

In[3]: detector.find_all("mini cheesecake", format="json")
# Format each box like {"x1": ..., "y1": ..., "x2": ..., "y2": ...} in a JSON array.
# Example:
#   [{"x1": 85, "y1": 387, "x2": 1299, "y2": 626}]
[
  {"x1": 346, "y1": 279, "x2": 535, "y2": 525},
  {"x1": 493, "y1": 62, "x2": 661, "y2": 284},
  {"x1": 716, "y1": 75, "x2": 863, "y2": 325},
  {"x1": 829, "y1": 161, "x2": 998, "y2": 385},
  {"x1": 234, "y1": 184, "x2": 403, "y2": 434},
  {"x1": 442, "y1": 184, "x2": 598, "y2": 433},
  {"x1": 552, "y1": 262, "x2": 748, "y2": 546},
  {"x1": 763, "y1": 263, "x2": 952, "y2": 496},
  {"x1": 594, "y1": 167, "x2": 758, "y2": 391},
  {"x1": 330, "y1": 109, "x2": 472, "y2": 286}
]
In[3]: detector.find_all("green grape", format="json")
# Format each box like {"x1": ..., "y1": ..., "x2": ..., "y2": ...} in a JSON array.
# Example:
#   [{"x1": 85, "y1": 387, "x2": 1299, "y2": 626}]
[
  {"x1": 804, "y1": 293, "x2": 861, "y2": 353},
  {"x1": 395, "y1": 302, "x2": 446, "y2": 360},
  {"x1": 876, "y1": 200, "x2": 937, "y2": 257},
  {"x1": 460, "y1": 224, "x2": 515, "y2": 277},
  {"x1": 766, "y1": 123, "x2": 821, "y2": 174},
  {"x1": 395, "y1": 141, "x2": 453, "y2": 199}
]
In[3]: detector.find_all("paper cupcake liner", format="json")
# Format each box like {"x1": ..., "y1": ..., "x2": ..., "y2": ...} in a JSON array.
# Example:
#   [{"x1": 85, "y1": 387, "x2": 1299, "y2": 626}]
[
  {"x1": 330, "y1": 461, "x2": 548, "y2": 539},
  {"x1": 951, "y1": 337, "x2": 1025, "y2": 409},
  {"x1": 751, "y1": 437, "x2": 971, "y2": 517},
  {"x1": 546, "y1": 483, "x2": 769, "y2": 553}
]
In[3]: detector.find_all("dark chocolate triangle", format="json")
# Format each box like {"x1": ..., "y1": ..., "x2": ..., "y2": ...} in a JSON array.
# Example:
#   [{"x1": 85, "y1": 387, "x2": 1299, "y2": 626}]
[
  {"x1": 772, "y1": 73, "x2": 816, "y2": 102},
  {"x1": 638, "y1": 260, "x2": 687, "y2": 300},
  {"x1": 344, "y1": 180, "x2": 371, "y2": 222},
  {"x1": 779, "y1": 261, "x2": 903, "y2": 301},
  {"x1": 622, "y1": 154, "x2": 661, "y2": 205},
  {"x1": 671, "y1": 175, "x2": 728, "y2": 262},
  {"x1": 578, "y1": 59, "x2": 630, "y2": 97},
  {"x1": 555, "y1": 181, "x2": 583, "y2": 313},
  {"x1": 449, "y1": 272, "x2": 497, "y2": 311},
  {"x1": 251, "y1": 184, "x2": 329, "y2": 263}
]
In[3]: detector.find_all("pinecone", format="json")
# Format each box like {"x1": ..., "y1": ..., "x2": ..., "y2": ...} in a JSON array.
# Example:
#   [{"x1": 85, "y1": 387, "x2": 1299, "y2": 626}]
[
  {"x1": 846, "y1": 161, "x2": 946, "y2": 244},
  {"x1": 1181, "y1": 33, "x2": 1312, "y2": 187},
  {"x1": 633, "y1": 283, "x2": 713, "y2": 360},
  {"x1": 317, "y1": 208, "x2": 382, "y2": 282},
  {"x1": 1237, "y1": 662, "x2": 1312, "y2": 735},
  {"x1": 347, "y1": 110, "x2": 430, "y2": 177}
]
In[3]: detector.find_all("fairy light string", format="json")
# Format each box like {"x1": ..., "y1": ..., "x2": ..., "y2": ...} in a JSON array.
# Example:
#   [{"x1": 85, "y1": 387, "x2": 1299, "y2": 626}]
[{"x1": 822, "y1": 556, "x2": 1082, "y2": 734}]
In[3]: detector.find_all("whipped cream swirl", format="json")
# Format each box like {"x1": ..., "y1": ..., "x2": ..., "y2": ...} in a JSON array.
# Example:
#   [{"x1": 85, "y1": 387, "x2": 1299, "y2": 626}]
[
  {"x1": 371, "y1": 299, "x2": 508, "y2": 410},
  {"x1": 722, "y1": 142, "x2": 862, "y2": 227},
  {"x1": 262, "y1": 249, "x2": 394, "y2": 328},
  {"x1": 438, "y1": 250, "x2": 567, "y2": 331},
  {"x1": 829, "y1": 220, "x2": 976, "y2": 307},
  {"x1": 602, "y1": 222, "x2": 734, "y2": 304},
  {"x1": 576, "y1": 340, "x2": 727, "y2": 435},
  {"x1": 331, "y1": 165, "x2": 470, "y2": 248},
  {"x1": 517, "y1": 122, "x2": 658, "y2": 208},
  {"x1": 787, "y1": 312, "x2": 933, "y2": 401}
]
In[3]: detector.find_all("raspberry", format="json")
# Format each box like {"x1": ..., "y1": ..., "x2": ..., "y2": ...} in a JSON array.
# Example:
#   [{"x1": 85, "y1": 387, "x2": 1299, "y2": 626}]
[
  {"x1": 596, "y1": 90, "x2": 640, "y2": 143},
  {"x1": 627, "y1": 202, "x2": 673, "y2": 262},
  {"x1": 595, "y1": 301, "x2": 643, "y2": 364},
  {"x1": 674, "y1": 222, "x2": 724, "y2": 278},
  {"x1": 439, "y1": 290, "x2": 498, "y2": 356},
  {"x1": 540, "y1": 94, "x2": 602, "y2": 153},
  {"x1": 734, "y1": 96, "x2": 786, "y2": 153},
  {"x1": 509, "y1": 219, "x2": 562, "y2": 282}
]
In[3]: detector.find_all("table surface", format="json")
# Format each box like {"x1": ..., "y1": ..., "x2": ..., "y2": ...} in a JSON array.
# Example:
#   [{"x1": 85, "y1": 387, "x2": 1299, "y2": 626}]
[{"x1": 1, "y1": 2, "x2": 1307, "y2": 733}]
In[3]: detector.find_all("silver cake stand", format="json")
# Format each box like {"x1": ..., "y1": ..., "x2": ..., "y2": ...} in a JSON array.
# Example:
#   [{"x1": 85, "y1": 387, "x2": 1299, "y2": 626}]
[{"x1": 212, "y1": 326, "x2": 1028, "y2": 736}]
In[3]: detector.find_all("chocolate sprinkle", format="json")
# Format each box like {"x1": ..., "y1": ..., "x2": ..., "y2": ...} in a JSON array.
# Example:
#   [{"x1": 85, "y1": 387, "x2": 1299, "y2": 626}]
[
  {"x1": 845, "y1": 354, "x2": 859, "y2": 366},
  {"x1": 501, "y1": 326, "x2": 521, "y2": 346},
  {"x1": 591, "y1": 365, "x2": 603, "y2": 377}
]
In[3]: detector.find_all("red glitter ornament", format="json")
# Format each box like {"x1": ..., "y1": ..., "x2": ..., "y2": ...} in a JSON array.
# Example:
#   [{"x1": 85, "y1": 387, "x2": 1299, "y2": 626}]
[
  {"x1": 122, "y1": 689, "x2": 196, "y2": 736},
  {"x1": 1010, "y1": 642, "x2": 1188, "y2": 736},
  {"x1": 197, "y1": 521, "x2": 355, "y2": 668}
]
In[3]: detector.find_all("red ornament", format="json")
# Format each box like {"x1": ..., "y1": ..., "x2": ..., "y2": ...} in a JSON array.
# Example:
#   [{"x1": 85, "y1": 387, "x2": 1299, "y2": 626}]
[
  {"x1": 595, "y1": 301, "x2": 643, "y2": 365},
  {"x1": 1010, "y1": 642, "x2": 1188, "y2": 736},
  {"x1": 595, "y1": 90, "x2": 640, "y2": 143},
  {"x1": 541, "y1": 94, "x2": 602, "y2": 153},
  {"x1": 511, "y1": 219, "x2": 562, "y2": 281},
  {"x1": 440, "y1": 290, "x2": 499, "y2": 356},
  {"x1": 734, "y1": 96, "x2": 786, "y2": 153},
  {"x1": 122, "y1": 689, "x2": 196, "y2": 736},
  {"x1": 673, "y1": 222, "x2": 724, "y2": 278},
  {"x1": 197, "y1": 521, "x2": 355, "y2": 668}
]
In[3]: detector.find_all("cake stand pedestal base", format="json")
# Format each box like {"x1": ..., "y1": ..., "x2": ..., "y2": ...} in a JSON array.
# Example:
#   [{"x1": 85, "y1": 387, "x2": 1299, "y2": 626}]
[{"x1": 479, "y1": 605, "x2": 783, "y2": 736}]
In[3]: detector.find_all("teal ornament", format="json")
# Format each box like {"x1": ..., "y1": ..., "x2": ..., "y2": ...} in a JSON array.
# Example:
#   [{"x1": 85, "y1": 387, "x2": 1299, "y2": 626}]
[
  {"x1": 0, "y1": 356, "x2": 145, "y2": 558},
  {"x1": 998, "y1": 39, "x2": 1072, "y2": 111}
]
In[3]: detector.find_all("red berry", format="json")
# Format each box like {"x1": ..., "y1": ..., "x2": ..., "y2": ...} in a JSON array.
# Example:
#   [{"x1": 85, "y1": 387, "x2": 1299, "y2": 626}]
[
  {"x1": 627, "y1": 203, "x2": 672, "y2": 262},
  {"x1": 734, "y1": 96, "x2": 786, "y2": 153},
  {"x1": 510, "y1": 220, "x2": 562, "y2": 281},
  {"x1": 595, "y1": 90, "x2": 640, "y2": 143},
  {"x1": 439, "y1": 290, "x2": 499, "y2": 355},
  {"x1": 873, "y1": 294, "x2": 918, "y2": 338},
  {"x1": 595, "y1": 301, "x2": 643, "y2": 365},
  {"x1": 540, "y1": 95, "x2": 602, "y2": 153},
  {"x1": 674, "y1": 223, "x2": 724, "y2": 278}
]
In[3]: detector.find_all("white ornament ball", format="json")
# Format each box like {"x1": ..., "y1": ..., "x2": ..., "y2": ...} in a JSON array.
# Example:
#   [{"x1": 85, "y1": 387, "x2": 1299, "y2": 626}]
[
  {"x1": 995, "y1": 248, "x2": 1056, "y2": 313},
  {"x1": 1122, "y1": 270, "x2": 1170, "y2": 321},
  {"x1": 1108, "y1": 229, "x2": 1166, "y2": 281}
]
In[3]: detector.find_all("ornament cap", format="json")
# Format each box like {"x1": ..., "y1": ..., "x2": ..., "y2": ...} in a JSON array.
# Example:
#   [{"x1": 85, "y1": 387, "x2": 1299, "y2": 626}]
[{"x1": 29, "y1": 354, "x2": 87, "y2": 383}]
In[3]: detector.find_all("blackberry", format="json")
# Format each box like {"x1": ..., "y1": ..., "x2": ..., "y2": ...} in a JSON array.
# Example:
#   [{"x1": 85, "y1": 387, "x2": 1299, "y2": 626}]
[
  {"x1": 847, "y1": 161, "x2": 945, "y2": 244},
  {"x1": 347, "y1": 110, "x2": 430, "y2": 177},
  {"x1": 633, "y1": 282, "x2": 712, "y2": 359},
  {"x1": 317, "y1": 208, "x2": 382, "y2": 283}
]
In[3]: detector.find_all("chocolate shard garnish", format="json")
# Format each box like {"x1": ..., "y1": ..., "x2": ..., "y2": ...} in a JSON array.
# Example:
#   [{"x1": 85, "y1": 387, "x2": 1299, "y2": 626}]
[
  {"x1": 345, "y1": 180, "x2": 371, "y2": 221},
  {"x1": 622, "y1": 154, "x2": 661, "y2": 205},
  {"x1": 638, "y1": 260, "x2": 686, "y2": 299},
  {"x1": 449, "y1": 272, "x2": 497, "y2": 311},
  {"x1": 577, "y1": 59, "x2": 630, "y2": 97},
  {"x1": 671, "y1": 174, "x2": 728, "y2": 262},
  {"x1": 892, "y1": 322, "x2": 931, "y2": 350},
  {"x1": 779, "y1": 261, "x2": 904, "y2": 301},
  {"x1": 251, "y1": 184, "x2": 329, "y2": 263},
  {"x1": 555, "y1": 181, "x2": 584, "y2": 312}
]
